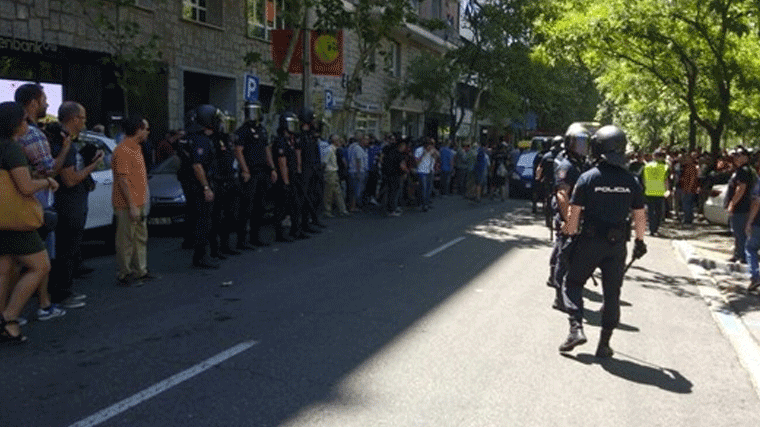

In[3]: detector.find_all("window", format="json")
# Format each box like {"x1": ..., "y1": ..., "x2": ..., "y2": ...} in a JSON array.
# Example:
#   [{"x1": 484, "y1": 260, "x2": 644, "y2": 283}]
[
  {"x1": 387, "y1": 41, "x2": 401, "y2": 78},
  {"x1": 355, "y1": 112, "x2": 379, "y2": 138},
  {"x1": 183, "y1": 0, "x2": 207, "y2": 22},
  {"x1": 183, "y1": 0, "x2": 222, "y2": 26},
  {"x1": 247, "y1": 0, "x2": 286, "y2": 40}
]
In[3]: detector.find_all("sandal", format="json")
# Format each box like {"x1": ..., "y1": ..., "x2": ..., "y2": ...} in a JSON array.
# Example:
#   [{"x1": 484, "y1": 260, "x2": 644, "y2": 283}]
[{"x1": 1, "y1": 314, "x2": 28, "y2": 344}]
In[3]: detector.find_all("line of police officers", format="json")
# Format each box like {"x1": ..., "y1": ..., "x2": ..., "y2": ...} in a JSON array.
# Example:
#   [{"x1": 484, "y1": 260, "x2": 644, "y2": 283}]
[
  {"x1": 175, "y1": 103, "x2": 325, "y2": 269},
  {"x1": 541, "y1": 124, "x2": 648, "y2": 358}
]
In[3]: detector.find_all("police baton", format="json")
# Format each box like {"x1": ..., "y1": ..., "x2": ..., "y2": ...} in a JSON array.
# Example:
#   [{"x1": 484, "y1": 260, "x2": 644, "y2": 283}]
[{"x1": 624, "y1": 256, "x2": 637, "y2": 274}]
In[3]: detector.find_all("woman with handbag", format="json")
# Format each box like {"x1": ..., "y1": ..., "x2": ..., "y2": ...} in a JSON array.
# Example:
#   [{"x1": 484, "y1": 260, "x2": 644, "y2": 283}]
[{"x1": 0, "y1": 101, "x2": 59, "y2": 343}]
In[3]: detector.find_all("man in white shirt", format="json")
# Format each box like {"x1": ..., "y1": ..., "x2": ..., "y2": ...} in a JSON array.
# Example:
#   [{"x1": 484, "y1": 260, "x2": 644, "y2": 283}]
[
  {"x1": 322, "y1": 135, "x2": 349, "y2": 217},
  {"x1": 347, "y1": 133, "x2": 369, "y2": 212},
  {"x1": 415, "y1": 137, "x2": 438, "y2": 211}
]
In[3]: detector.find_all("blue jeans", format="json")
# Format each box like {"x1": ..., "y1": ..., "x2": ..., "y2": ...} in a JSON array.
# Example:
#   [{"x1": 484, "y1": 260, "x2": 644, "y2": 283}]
[
  {"x1": 349, "y1": 172, "x2": 366, "y2": 203},
  {"x1": 730, "y1": 212, "x2": 749, "y2": 261},
  {"x1": 681, "y1": 192, "x2": 696, "y2": 224},
  {"x1": 746, "y1": 225, "x2": 760, "y2": 279},
  {"x1": 418, "y1": 172, "x2": 433, "y2": 207}
]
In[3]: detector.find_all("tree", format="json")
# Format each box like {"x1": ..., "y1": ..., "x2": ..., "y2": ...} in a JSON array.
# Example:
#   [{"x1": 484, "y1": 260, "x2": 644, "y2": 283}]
[
  {"x1": 77, "y1": 0, "x2": 163, "y2": 115},
  {"x1": 535, "y1": 0, "x2": 760, "y2": 154}
]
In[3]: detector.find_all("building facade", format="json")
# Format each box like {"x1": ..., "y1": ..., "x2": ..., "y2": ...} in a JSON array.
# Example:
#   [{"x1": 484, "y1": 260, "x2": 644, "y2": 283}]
[{"x1": 2, "y1": 0, "x2": 459, "y2": 141}]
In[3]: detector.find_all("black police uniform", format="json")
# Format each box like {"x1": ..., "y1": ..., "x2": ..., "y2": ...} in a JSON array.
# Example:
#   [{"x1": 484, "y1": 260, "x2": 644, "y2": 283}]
[
  {"x1": 210, "y1": 132, "x2": 240, "y2": 257},
  {"x1": 539, "y1": 147, "x2": 560, "y2": 226},
  {"x1": 185, "y1": 131, "x2": 216, "y2": 264},
  {"x1": 298, "y1": 128, "x2": 323, "y2": 230},
  {"x1": 274, "y1": 133, "x2": 304, "y2": 239},
  {"x1": 234, "y1": 120, "x2": 270, "y2": 246},
  {"x1": 176, "y1": 134, "x2": 197, "y2": 249},
  {"x1": 562, "y1": 162, "x2": 645, "y2": 332},
  {"x1": 548, "y1": 151, "x2": 583, "y2": 305}
]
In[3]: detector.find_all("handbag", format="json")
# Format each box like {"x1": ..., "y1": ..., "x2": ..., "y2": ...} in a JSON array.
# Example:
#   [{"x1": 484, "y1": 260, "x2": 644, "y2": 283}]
[{"x1": 0, "y1": 169, "x2": 44, "y2": 231}]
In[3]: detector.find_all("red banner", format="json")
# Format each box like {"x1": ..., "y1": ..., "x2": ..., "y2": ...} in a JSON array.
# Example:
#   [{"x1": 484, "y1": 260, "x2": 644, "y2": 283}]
[
  {"x1": 271, "y1": 29, "x2": 304, "y2": 74},
  {"x1": 271, "y1": 30, "x2": 344, "y2": 76},
  {"x1": 311, "y1": 30, "x2": 343, "y2": 76}
]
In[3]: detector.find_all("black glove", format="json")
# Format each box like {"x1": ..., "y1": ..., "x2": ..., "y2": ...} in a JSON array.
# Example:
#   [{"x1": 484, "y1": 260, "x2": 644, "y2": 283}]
[{"x1": 633, "y1": 239, "x2": 647, "y2": 260}]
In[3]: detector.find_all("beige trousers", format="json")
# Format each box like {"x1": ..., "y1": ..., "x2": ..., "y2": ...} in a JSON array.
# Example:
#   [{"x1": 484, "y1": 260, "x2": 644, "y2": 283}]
[
  {"x1": 114, "y1": 206, "x2": 148, "y2": 279},
  {"x1": 323, "y1": 170, "x2": 347, "y2": 215}
]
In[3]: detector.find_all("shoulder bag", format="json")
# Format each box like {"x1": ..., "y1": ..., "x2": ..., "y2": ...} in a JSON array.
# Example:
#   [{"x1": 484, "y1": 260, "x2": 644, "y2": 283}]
[{"x1": 0, "y1": 169, "x2": 44, "y2": 231}]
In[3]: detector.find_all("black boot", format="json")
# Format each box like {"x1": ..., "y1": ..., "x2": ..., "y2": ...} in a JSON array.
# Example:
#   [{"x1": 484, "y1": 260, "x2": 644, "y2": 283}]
[
  {"x1": 595, "y1": 329, "x2": 614, "y2": 358},
  {"x1": 559, "y1": 320, "x2": 587, "y2": 352}
]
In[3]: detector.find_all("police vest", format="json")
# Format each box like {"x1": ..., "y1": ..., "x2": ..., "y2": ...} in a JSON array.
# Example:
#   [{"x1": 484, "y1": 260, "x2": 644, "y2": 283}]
[{"x1": 642, "y1": 161, "x2": 668, "y2": 197}]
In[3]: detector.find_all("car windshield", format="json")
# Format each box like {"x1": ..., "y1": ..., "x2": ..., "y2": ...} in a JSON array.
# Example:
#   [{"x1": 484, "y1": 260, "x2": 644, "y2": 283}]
[{"x1": 152, "y1": 155, "x2": 181, "y2": 174}]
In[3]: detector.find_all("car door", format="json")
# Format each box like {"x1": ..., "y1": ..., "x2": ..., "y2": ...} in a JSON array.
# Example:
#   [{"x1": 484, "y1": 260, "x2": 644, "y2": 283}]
[{"x1": 77, "y1": 133, "x2": 115, "y2": 230}]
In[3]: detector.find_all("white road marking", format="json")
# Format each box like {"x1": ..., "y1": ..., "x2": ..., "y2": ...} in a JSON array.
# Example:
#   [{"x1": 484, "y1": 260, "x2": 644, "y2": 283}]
[
  {"x1": 423, "y1": 237, "x2": 466, "y2": 258},
  {"x1": 68, "y1": 340, "x2": 258, "y2": 427}
]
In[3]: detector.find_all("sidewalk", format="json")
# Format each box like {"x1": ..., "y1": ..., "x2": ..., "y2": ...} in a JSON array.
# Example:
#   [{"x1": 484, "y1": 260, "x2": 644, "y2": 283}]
[{"x1": 664, "y1": 217, "x2": 760, "y2": 357}]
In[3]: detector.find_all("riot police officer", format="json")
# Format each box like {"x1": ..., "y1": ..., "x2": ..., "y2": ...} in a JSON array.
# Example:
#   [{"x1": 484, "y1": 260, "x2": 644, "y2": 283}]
[
  {"x1": 297, "y1": 108, "x2": 326, "y2": 233},
  {"x1": 536, "y1": 135, "x2": 563, "y2": 230},
  {"x1": 234, "y1": 101, "x2": 275, "y2": 248},
  {"x1": 558, "y1": 125, "x2": 647, "y2": 358},
  {"x1": 274, "y1": 112, "x2": 308, "y2": 240},
  {"x1": 180, "y1": 104, "x2": 222, "y2": 269},
  {"x1": 209, "y1": 112, "x2": 241, "y2": 259},
  {"x1": 548, "y1": 126, "x2": 590, "y2": 310}
]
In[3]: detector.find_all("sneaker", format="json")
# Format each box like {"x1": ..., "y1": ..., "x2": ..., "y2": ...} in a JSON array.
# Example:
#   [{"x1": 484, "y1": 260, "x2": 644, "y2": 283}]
[
  {"x1": 70, "y1": 293, "x2": 87, "y2": 301},
  {"x1": 370, "y1": 197, "x2": 379, "y2": 206},
  {"x1": 61, "y1": 296, "x2": 86, "y2": 309},
  {"x1": 37, "y1": 304, "x2": 66, "y2": 321},
  {"x1": 323, "y1": 211, "x2": 335, "y2": 218},
  {"x1": 16, "y1": 317, "x2": 28, "y2": 326},
  {"x1": 388, "y1": 211, "x2": 401, "y2": 217}
]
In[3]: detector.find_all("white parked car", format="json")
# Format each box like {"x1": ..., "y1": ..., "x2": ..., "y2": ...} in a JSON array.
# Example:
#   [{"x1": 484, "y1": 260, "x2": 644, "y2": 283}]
[
  {"x1": 76, "y1": 131, "x2": 116, "y2": 230},
  {"x1": 703, "y1": 183, "x2": 729, "y2": 226}
]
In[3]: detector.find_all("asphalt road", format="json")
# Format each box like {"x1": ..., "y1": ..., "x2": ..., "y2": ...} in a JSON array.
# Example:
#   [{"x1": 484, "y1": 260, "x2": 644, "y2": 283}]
[{"x1": 2, "y1": 196, "x2": 759, "y2": 426}]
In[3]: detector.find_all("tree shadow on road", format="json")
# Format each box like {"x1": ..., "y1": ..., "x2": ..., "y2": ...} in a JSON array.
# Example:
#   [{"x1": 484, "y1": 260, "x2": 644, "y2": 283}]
[
  {"x1": 561, "y1": 352, "x2": 693, "y2": 394},
  {"x1": 628, "y1": 265, "x2": 701, "y2": 299}
]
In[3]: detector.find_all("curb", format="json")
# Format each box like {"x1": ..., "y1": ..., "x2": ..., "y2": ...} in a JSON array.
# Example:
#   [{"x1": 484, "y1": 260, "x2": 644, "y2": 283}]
[{"x1": 673, "y1": 240, "x2": 760, "y2": 401}]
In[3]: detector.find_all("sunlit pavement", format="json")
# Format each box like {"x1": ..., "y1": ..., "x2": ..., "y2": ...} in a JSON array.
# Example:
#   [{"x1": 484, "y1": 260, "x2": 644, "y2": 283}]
[{"x1": 2, "y1": 195, "x2": 759, "y2": 426}]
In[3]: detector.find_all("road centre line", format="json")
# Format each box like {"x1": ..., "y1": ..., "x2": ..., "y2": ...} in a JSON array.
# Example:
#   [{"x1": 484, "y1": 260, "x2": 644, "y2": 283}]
[
  {"x1": 68, "y1": 340, "x2": 258, "y2": 427},
  {"x1": 423, "y1": 236, "x2": 466, "y2": 258}
]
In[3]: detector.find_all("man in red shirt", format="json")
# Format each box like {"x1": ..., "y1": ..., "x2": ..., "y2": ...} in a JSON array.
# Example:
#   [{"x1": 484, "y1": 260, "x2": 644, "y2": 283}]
[{"x1": 112, "y1": 116, "x2": 153, "y2": 286}]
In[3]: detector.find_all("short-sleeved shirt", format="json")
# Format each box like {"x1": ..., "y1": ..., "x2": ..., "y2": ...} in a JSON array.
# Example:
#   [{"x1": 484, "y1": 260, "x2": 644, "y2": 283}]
[
  {"x1": 367, "y1": 144, "x2": 382, "y2": 172},
  {"x1": 50, "y1": 133, "x2": 90, "y2": 224},
  {"x1": 17, "y1": 123, "x2": 54, "y2": 175},
  {"x1": 554, "y1": 153, "x2": 582, "y2": 193},
  {"x1": 112, "y1": 139, "x2": 148, "y2": 208},
  {"x1": 416, "y1": 146, "x2": 435, "y2": 174},
  {"x1": 188, "y1": 132, "x2": 216, "y2": 179},
  {"x1": 571, "y1": 163, "x2": 645, "y2": 226},
  {"x1": 234, "y1": 121, "x2": 269, "y2": 170},
  {"x1": 348, "y1": 142, "x2": 368, "y2": 174},
  {"x1": 0, "y1": 139, "x2": 45, "y2": 255},
  {"x1": 274, "y1": 134, "x2": 297, "y2": 180},
  {"x1": 726, "y1": 164, "x2": 754, "y2": 213},
  {"x1": 440, "y1": 147, "x2": 454, "y2": 172},
  {"x1": 476, "y1": 147, "x2": 488, "y2": 174}
]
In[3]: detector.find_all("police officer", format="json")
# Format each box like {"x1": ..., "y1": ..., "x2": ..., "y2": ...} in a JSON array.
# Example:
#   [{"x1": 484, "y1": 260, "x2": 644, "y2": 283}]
[
  {"x1": 536, "y1": 135, "x2": 563, "y2": 229},
  {"x1": 234, "y1": 101, "x2": 275, "y2": 248},
  {"x1": 274, "y1": 112, "x2": 308, "y2": 241},
  {"x1": 297, "y1": 108, "x2": 326, "y2": 233},
  {"x1": 181, "y1": 104, "x2": 222, "y2": 269},
  {"x1": 558, "y1": 125, "x2": 648, "y2": 358},
  {"x1": 209, "y1": 113, "x2": 241, "y2": 259},
  {"x1": 548, "y1": 127, "x2": 590, "y2": 309}
]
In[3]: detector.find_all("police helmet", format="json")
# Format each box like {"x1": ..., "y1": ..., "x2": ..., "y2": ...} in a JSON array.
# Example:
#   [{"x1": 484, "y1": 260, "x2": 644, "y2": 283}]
[
  {"x1": 299, "y1": 108, "x2": 314, "y2": 124},
  {"x1": 278, "y1": 111, "x2": 298, "y2": 134},
  {"x1": 552, "y1": 135, "x2": 563, "y2": 148},
  {"x1": 591, "y1": 125, "x2": 628, "y2": 167},
  {"x1": 244, "y1": 101, "x2": 262, "y2": 122},
  {"x1": 564, "y1": 123, "x2": 591, "y2": 158},
  {"x1": 189, "y1": 104, "x2": 221, "y2": 130}
]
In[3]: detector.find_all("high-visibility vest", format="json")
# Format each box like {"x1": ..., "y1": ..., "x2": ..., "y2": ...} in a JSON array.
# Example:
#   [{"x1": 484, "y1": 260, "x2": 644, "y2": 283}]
[{"x1": 642, "y1": 161, "x2": 669, "y2": 197}]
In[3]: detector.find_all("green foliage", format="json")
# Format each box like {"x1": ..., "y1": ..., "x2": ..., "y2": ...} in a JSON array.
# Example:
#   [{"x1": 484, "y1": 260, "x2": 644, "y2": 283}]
[
  {"x1": 77, "y1": 0, "x2": 164, "y2": 114},
  {"x1": 534, "y1": 0, "x2": 760, "y2": 154}
]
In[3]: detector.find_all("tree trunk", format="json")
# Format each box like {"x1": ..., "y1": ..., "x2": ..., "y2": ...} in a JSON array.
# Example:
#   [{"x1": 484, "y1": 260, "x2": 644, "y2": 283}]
[{"x1": 688, "y1": 109, "x2": 697, "y2": 152}]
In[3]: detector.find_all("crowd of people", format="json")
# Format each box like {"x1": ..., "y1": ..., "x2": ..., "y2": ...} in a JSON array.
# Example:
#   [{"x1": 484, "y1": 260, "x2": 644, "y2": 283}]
[{"x1": 0, "y1": 87, "x2": 533, "y2": 343}]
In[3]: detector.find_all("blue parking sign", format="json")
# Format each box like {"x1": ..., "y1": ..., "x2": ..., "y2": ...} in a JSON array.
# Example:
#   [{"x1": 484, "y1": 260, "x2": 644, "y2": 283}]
[{"x1": 245, "y1": 74, "x2": 259, "y2": 102}]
